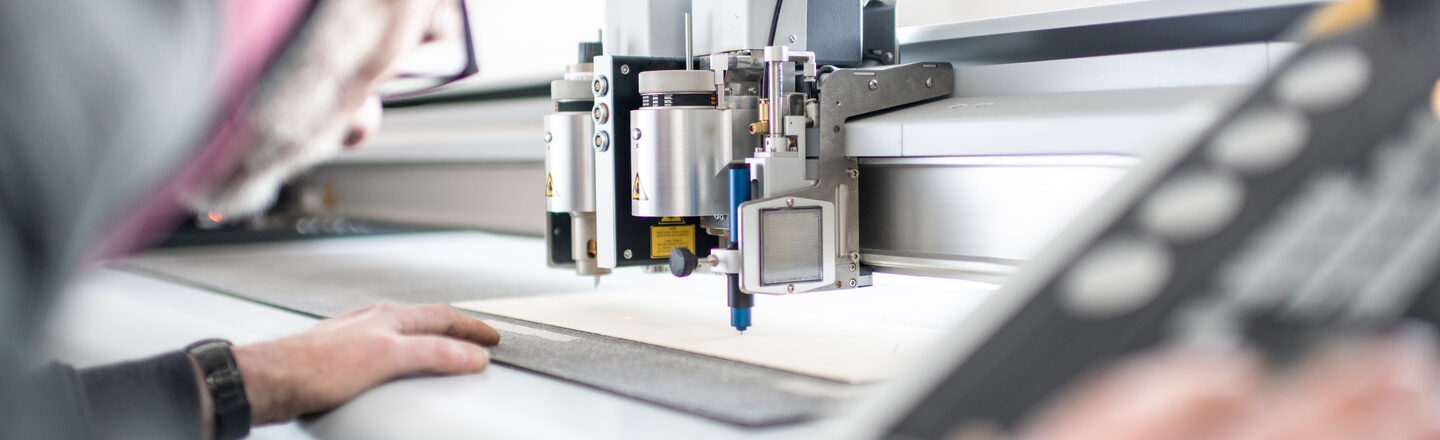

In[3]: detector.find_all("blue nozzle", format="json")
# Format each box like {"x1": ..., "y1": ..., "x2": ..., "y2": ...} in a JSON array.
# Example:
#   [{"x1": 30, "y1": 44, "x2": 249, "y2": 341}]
[{"x1": 731, "y1": 307, "x2": 751, "y2": 332}]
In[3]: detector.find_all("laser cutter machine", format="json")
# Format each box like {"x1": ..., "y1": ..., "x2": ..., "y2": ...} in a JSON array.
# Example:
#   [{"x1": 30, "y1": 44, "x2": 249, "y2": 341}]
[{"x1": 543, "y1": 0, "x2": 953, "y2": 332}]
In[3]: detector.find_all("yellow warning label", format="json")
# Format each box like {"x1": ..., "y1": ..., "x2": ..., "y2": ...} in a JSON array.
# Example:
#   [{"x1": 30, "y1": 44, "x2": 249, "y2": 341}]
[
  {"x1": 650, "y1": 225, "x2": 695, "y2": 258},
  {"x1": 632, "y1": 173, "x2": 649, "y2": 201},
  {"x1": 659, "y1": 217, "x2": 685, "y2": 224},
  {"x1": 545, "y1": 173, "x2": 554, "y2": 197}
]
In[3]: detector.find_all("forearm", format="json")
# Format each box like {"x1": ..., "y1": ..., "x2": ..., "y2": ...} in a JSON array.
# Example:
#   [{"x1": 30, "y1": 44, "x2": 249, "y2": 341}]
[{"x1": 233, "y1": 341, "x2": 296, "y2": 425}]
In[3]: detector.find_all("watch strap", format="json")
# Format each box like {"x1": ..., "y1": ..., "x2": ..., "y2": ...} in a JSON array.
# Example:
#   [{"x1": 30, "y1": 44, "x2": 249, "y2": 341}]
[{"x1": 186, "y1": 339, "x2": 250, "y2": 440}]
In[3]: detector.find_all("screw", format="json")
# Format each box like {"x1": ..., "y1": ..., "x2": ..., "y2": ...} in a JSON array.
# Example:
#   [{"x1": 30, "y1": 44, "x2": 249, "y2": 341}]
[
  {"x1": 788, "y1": 35, "x2": 797, "y2": 43},
  {"x1": 868, "y1": 79, "x2": 879, "y2": 90},
  {"x1": 787, "y1": 284, "x2": 795, "y2": 293},
  {"x1": 544, "y1": 132, "x2": 553, "y2": 143},
  {"x1": 849, "y1": 263, "x2": 857, "y2": 271},
  {"x1": 620, "y1": 64, "x2": 631, "y2": 75},
  {"x1": 623, "y1": 249, "x2": 633, "y2": 259},
  {"x1": 785, "y1": 198, "x2": 795, "y2": 207},
  {"x1": 632, "y1": 128, "x2": 642, "y2": 140},
  {"x1": 834, "y1": 281, "x2": 842, "y2": 288},
  {"x1": 849, "y1": 252, "x2": 860, "y2": 262},
  {"x1": 846, "y1": 169, "x2": 859, "y2": 179},
  {"x1": 848, "y1": 278, "x2": 857, "y2": 287},
  {"x1": 926, "y1": 77, "x2": 934, "y2": 88},
  {"x1": 747, "y1": 87, "x2": 758, "y2": 95},
  {"x1": 554, "y1": 228, "x2": 561, "y2": 236},
  {"x1": 832, "y1": 126, "x2": 840, "y2": 133}
]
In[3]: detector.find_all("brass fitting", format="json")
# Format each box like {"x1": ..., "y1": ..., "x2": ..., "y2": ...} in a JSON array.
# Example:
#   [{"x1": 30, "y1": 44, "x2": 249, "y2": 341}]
[{"x1": 748, "y1": 98, "x2": 770, "y2": 135}]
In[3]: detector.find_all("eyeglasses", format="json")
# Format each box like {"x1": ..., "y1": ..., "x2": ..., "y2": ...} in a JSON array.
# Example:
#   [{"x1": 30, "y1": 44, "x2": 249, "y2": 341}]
[{"x1": 377, "y1": 0, "x2": 478, "y2": 100}]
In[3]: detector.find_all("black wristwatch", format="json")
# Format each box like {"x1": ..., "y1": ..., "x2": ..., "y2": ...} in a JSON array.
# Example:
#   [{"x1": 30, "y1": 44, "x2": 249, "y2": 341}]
[{"x1": 186, "y1": 339, "x2": 251, "y2": 440}]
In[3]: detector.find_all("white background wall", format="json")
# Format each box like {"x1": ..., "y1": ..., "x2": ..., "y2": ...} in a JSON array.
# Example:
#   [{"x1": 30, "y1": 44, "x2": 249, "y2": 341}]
[
  {"x1": 898, "y1": 0, "x2": 1149, "y2": 27},
  {"x1": 439, "y1": 0, "x2": 1152, "y2": 94}
]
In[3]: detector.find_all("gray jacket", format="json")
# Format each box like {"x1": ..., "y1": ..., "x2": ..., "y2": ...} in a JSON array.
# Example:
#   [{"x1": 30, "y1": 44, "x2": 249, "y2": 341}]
[{"x1": 0, "y1": 1, "x2": 306, "y2": 438}]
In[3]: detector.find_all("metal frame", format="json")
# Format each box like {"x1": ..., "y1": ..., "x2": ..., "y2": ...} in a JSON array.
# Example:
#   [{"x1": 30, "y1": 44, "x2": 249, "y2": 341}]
[{"x1": 736, "y1": 61, "x2": 953, "y2": 294}]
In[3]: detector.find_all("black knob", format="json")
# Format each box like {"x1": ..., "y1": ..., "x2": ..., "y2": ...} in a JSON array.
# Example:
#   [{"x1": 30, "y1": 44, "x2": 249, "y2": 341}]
[
  {"x1": 669, "y1": 247, "x2": 698, "y2": 278},
  {"x1": 577, "y1": 41, "x2": 603, "y2": 64}
]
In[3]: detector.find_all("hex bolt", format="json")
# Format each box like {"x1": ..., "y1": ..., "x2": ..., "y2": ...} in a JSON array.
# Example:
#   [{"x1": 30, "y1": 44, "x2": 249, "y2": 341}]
[
  {"x1": 868, "y1": 79, "x2": 879, "y2": 91},
  {"x1": 926, "y1": 77, "x2": 935, "y2": 88},
  {"x1": 785, "y1": 198, "x2": 795, "y2": 207},
  {"x1": 849, "y1": 263, "x2": 857, "y2": 271},
  {"x1": 849, "y1": 252, "x2": 860, "y2": 262},
  {"x1": 848, "y1": 278, "x2": 857, "y2": 287}
]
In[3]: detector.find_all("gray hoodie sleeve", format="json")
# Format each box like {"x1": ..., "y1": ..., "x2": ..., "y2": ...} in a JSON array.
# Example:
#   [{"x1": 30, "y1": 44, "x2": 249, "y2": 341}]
[
  {"x1": 0, "y1": 0, "x2": 221, "y2": 439},
  {"x1": 30, "y1": 352, "x2": 205, "y2": 440}
]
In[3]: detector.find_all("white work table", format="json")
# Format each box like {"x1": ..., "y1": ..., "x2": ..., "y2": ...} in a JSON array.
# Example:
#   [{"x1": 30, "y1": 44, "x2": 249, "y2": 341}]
[
  {"x1": 38, "y1": 233, "x2": 993, "y2": 439},
  {"x1": 42, "y1": 267, "x2": 830, "y2": 439}
]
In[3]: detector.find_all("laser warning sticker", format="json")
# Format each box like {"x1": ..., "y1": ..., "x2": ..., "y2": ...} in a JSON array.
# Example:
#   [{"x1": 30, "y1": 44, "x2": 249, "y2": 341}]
[
  {"x1": 545, "y1": 173, "x2": 554, "y2": 197},
  {"x1": 651, "y1": 224, "x2": 695, "y2": 258},
  {"x1": 632, "y1": 173, "x2": 649, "y2": 201}
]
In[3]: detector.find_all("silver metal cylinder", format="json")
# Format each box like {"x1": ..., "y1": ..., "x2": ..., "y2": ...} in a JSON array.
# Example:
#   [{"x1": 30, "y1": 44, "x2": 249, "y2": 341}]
[
  {"x1": 545, "y1": 111, "x2": 596, "y2": 213},
  {"x1": 630, "y1": 107, "x2": 728, "y2": 217},
  {"x1": 764, "y1": 57, "x2": 785, "y2": 138},
  {"x1": 570, "y1": 211, "x2": 609, "y2": 276}
]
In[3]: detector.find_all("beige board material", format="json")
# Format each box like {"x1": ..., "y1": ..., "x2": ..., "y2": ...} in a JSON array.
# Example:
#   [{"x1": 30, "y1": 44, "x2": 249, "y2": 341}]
[{"x1": 454, "y1": 291, "x2": 947, "y2": 384}]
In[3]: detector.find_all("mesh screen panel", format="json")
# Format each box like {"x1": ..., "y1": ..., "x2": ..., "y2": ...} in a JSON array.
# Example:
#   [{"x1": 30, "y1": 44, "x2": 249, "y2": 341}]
[{"x1": 759, "y1": 207, "x2": 824, "y2": 285}]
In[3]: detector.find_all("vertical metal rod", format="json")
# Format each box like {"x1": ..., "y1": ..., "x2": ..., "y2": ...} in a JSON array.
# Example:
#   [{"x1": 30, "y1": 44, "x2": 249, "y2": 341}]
[
  {"x1": 684, "y1": 13, "x2": 693, "y2": 70},
  {"x1": 765, "y1": 58, "x2": 784, "y2": 138}
]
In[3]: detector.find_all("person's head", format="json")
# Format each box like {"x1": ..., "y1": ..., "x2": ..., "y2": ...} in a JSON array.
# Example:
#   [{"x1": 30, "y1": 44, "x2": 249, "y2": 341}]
[{"x1": 183, "y1": 0, "x2": 465, "y2": 217}]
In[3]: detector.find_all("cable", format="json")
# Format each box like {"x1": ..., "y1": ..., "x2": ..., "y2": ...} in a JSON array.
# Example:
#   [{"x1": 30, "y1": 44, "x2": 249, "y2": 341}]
[{"x1": 767, "y1": 0, "x2": 785, "y2": 46}]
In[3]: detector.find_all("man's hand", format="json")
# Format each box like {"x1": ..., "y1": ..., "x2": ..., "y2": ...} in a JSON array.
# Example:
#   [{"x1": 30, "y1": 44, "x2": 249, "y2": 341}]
[
  {"x1": 1009, "y1": 326, "x2": 1440, "y2": 440},
  {"x1": 231, "y1": 303, "x2": 500, "y2": 424}
]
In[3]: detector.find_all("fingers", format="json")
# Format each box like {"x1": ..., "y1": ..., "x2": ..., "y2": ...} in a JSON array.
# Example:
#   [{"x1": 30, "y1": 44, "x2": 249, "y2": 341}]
[
  {"x1": 1018, "y1": 347, "x2": 1264, "y2": 440},
  {"x1": 1431, "y1": 79, "x2": 1438, "y2": 124},
  {"x1": 1236, "y1": 325, "x2": 1440, "y2": 440},
  {"x1": 385, "y1": 303, "x2": 502, "y2": 347},
  {"x1": 393, "y1": 335, "x2": 492, "y2": 375}
]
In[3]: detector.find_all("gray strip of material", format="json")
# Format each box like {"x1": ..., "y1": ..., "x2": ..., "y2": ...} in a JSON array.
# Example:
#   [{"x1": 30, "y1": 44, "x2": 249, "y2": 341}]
[{"x1": 113, "y1": 233, "x2": 855, "y2": 426}]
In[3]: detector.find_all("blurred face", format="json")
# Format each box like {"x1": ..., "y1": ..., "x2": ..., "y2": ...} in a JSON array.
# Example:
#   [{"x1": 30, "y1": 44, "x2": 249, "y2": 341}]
[{"x1": 183, "y1": 0, "x2": 462, "y2": 217}]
